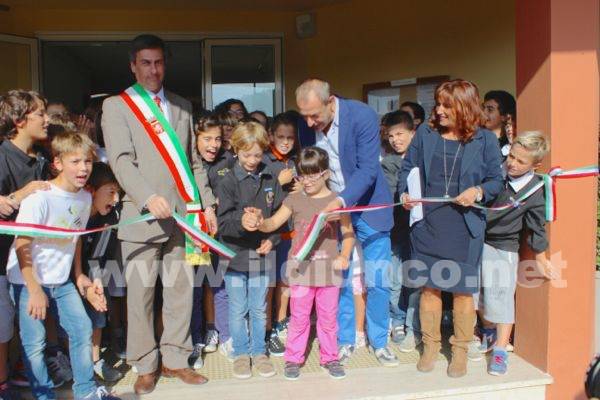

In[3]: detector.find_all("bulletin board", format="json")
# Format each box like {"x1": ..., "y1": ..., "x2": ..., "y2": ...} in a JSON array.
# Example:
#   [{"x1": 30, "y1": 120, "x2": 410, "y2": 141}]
[{"x1": 362, "y1": 75, "x2": 449, "y2": 120}]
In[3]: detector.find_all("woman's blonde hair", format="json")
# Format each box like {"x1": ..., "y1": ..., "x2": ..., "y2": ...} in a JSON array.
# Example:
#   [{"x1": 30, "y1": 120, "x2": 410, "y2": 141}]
[
  {"x1": 230, "y1": 121, "x2": 270, "y2": 153},
  {"x1": 513, "y1": 131, "x2": 550, "y2": 163}
]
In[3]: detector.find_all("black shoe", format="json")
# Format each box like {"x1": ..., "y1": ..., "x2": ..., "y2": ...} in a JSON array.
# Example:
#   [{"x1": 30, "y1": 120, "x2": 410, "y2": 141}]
[
  {"x1": 267, "y1": 331, "x2": 285, "y2": 357},
  {"x1": 321, "y1": 360, "x2": 346, "y2": 379},
  {"x1": 188, "y1": 343, "x2": 205, "y2": 369},
  {"x1": 283, "y1": 362, "x2": 300, "y2": 380}
]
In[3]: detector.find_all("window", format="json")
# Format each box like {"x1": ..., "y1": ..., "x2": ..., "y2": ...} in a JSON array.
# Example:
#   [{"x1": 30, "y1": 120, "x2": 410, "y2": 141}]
[{"x1": 203, "y1": 38, "x2": 283, "y2": 116}]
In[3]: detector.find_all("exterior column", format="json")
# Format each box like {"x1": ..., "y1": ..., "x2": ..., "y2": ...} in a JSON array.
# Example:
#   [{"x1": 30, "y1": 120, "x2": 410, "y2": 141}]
[{"x1": 515, "y1": 0, "x2": 599, "y2": 399}]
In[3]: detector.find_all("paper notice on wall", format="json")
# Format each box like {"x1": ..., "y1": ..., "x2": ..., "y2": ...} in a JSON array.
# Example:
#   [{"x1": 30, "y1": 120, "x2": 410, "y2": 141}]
[
  {"x1": 407, "y1": 167, "x2": 423, "y2": 226},
  {"x1": 417, "y1": 83, "x2": 437, "y2": 121}
]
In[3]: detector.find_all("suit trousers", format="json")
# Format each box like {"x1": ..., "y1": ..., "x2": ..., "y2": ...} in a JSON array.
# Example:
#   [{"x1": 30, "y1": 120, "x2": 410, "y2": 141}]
[{"x1": 122, "y1": 227, "x2": 194, "y2": 374}]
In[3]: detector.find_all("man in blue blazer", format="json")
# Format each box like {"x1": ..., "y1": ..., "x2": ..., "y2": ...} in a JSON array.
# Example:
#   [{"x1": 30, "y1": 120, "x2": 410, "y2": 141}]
[{"x1": 295, "y1": 79, "x2": 398, "y2": 366}]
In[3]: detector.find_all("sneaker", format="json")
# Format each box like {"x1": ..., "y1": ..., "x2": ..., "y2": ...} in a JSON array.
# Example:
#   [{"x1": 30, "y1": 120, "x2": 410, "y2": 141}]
[
  {"x1": 9, "y1": 362, "x2": 29, "y2": 388},
  {"x1": 355, "y1": 331, "x2": 367, "y2": 348},
  {"x1": 390, "y1": 325, "x2": 406, "y2": 344},
  {"x1": 321, "y1": 360, "x2": 346, "y2": 380},
  {"x1": 373, "y1": 346, "x2": 399, "y2": 367},
  {"x1": 468, "y1": 336, "x2": 484, "y2": 362},
  {"x1": 232, "y1": 355, "x2": 252, "y2": 380},
  {"x1": 188, "y1": 343, "x2": 205, "y2": 369},
  {"x1": 338, "y1": 344, "x2": 355, "y2": 366},
  {"x1": 252, "y1": 354, "x2": 276, "y2": 378},
  {"x1": 203, "y1": 329, "x2": 219, "y2": 353},
  {"x1": 45, "y1": 349, "x2": 73, "y2": 388},
  {"x1": 274, "y1": 318, "x2": 289, "y2": 339},
  {"x1": 219, "y1": 337, "x2": 235, "y2": 362},
  {"x1": 488, "y1": 348, "x2": 508, "y2": 376},
  {"x1": 398, "y1": 330, "x2": 419, "y2": 353},
  {"x1": 478, "y1": 328, "x2": 497, "y2": 354},
  {"x1": 267, "y1": 331, "x2": 285, "y2": 357},
  {"x1": 93, "y1": 359, "x2": 124, "y2": 383},
  {"x1": 79, "y1": 386, "x2": 121, "y2": 400},
  {"x1": 283, "y1": 362, "x2": 300, "y2": 380},
  {"x1": 0, "y1": 381, "x2": 21, "y2": 400},
  {"x1": 506, "y1": 343, "x2": 514, "y2": 352}
]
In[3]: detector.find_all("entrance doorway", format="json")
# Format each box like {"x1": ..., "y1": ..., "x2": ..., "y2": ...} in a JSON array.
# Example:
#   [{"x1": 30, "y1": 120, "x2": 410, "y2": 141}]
[{"x1": 39, "y1": 35, "x2": 283, "y2": 117}]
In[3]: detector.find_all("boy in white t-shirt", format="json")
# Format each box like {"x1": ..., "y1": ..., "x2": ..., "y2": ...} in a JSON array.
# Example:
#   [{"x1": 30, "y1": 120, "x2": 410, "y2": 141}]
[{"x1": 7, "y1": 132, "x2": 120, "y2": 400}]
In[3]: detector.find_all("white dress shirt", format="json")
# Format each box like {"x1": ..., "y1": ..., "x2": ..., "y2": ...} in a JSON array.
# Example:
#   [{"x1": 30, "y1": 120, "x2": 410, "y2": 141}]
[
  {"x1": 508, "y1": 170, "x2": 534, "y2": 192},
  {"x1": 315, "y1": 97, "x2": 345, "y2": 194},
  {"x1": 145, "y1": 86, "x2": 171, "y2": 125}
]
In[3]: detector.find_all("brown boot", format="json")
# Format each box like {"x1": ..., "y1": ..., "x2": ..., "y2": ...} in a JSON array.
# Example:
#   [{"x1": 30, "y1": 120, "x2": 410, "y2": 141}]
[
  {"x1": 416, "y1": 309, "x2": 442, "y2": 373},
  {"x1": 447, "y1": 311, "x2": 475, "y2": 378},
  {"x1": 134, "y1": 371, "x2": 158, "y2": 395},
  {"x1": 161, "y1": 366, "x2": 208, "y2": 385}
]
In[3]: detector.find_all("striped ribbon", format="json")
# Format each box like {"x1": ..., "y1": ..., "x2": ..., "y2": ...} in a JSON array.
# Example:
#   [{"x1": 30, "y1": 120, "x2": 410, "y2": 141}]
[
  {"x1": 0, "y1": 213, "x2": 236, "y2": 260},
  {"x1": 292, "y1": 165, "x2": 598, "y2": 261},
  {"x1": 540, "y1": 166, "x2": 598, "y2": 221}
]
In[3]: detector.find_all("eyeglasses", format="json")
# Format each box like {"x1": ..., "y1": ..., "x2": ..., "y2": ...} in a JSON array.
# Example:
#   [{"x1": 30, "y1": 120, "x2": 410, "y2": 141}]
[{"x1": 294, "y1": 170, "x2": 327, "y2": 183}]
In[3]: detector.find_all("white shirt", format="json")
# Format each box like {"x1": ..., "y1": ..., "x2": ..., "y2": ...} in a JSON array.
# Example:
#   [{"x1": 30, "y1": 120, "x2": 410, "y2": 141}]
[
  {"x1": 7, "y1": 184, "x2": 92, "y2": 286},
  {"x1": 508, "y1": 170, "x2": 534, "y2": 192},
  {"x1": 315, "y1": 97, "x2": 345, "y2": 193},
  {"x1": 145, "y1": 86, "x2": 171, "y2": 125}
]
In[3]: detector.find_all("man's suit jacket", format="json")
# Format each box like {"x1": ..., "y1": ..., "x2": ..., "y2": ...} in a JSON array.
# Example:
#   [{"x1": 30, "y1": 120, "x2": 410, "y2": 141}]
[
  {"x1": 397, "y1": 124, "x2": 504, "y2": 238},
  {"x1": 102, "y1": 88, "x2": 215, "y2": 243},
  {"x1": 299, "y1": 97, "x2": 393, "y2": 232}
]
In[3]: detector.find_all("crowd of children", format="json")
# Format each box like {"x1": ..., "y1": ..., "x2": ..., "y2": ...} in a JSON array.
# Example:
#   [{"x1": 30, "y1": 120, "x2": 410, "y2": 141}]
[{"x1": 0, "y1": 80, "x2": 556, "y2": 400}]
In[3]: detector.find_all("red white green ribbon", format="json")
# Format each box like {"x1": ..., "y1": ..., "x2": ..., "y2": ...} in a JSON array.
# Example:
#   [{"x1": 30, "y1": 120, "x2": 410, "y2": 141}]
[
  {"x1": 0, "y1": 213, "x2": 236, "y2": 259},
  {"x1": 120, "y1": 83, "x2": 210, "y2": 265},
  {"x1": 540, "y1": 166, "x2": 598, "y2": 221},
  {"x1": 292, "y1": 165, "x2": 598, "y2": 261}
]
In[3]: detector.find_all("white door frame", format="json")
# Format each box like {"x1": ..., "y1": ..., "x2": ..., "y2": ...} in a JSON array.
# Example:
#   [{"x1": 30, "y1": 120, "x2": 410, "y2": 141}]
[
  {"x1": 202, "y1": 37, "x2": 283, "y2": 113},
  {"x1": 0, "y1": 33, "x2": 40, "y2": 91}
]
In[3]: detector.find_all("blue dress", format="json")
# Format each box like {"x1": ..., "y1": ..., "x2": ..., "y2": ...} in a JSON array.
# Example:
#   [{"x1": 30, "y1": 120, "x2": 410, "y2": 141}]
[{"x1": 410, "y1": 136, "x2": 482, "y2": 294}]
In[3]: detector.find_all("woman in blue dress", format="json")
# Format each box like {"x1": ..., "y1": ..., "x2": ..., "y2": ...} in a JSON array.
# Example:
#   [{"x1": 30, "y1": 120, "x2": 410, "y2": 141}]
[{"x1": 398, "y1": 79, "x2": 504, "y2": 378}]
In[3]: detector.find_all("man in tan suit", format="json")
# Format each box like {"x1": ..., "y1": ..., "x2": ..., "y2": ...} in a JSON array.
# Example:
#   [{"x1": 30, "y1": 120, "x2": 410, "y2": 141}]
[{"x1": 102, "y1": 34, "x2": 216, "y2": 394}]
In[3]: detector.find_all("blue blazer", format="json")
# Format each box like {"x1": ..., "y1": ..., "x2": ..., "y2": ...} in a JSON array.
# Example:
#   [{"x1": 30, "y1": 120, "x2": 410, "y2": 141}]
[
  {"x1": 397, "y1": 124, "x2": 504, "y2": 238},
  {"x1": 298, "y1": 97, "x2": 393, "y2": 232}
]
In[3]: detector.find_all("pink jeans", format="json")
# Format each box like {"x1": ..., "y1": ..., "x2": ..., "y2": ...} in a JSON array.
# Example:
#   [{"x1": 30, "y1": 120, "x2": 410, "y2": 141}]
[{"x1": 284, "y1": 285, "x2": 340, "y2": 364}]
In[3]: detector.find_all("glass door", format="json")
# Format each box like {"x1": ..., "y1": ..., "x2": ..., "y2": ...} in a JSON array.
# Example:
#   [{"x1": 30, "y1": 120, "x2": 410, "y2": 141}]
[
  {"x1": 203, "y1": 38, "x2": 283, "y2": 116},
  {"x1": 0, "y1": 34, "x2": 39, "y2": 93}
]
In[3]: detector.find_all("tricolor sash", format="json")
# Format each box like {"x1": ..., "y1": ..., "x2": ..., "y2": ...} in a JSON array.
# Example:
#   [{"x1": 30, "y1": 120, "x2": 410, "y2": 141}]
[{"x1": 120, "y1": 83, "x2": 210, "y2": 265}]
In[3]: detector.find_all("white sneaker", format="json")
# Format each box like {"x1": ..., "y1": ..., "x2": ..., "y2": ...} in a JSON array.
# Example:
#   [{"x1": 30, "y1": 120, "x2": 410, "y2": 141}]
[
  {"x1": 468, "y1": 336, "x2": 484, "y2": 362},
  {"x1": 219, "y1": 337, "x2": 235, "y2": 362},
  {"x1": 204, "y1": 329, "x2": 219, "y2": 353},
  {"x1": 398, "y1": 331, "x2": 419, "y2": 353},
  {"x1": 373, "y1": 346, "x2": 399, "y2": 367},
  {"x1": 355, "y1": 331, "x2": 367, "y2": 348},
  {"x1": 338, "y1": 344, "x2": 355, "y2": 366}
]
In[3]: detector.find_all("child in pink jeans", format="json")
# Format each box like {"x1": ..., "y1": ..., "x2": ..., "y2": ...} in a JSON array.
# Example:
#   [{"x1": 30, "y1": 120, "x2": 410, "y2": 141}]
[{"x1": 242, "y1": 147, "x2": 355, "y2": 380}]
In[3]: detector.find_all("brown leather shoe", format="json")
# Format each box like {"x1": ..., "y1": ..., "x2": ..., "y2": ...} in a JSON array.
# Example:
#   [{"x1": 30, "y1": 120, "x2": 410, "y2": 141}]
[
  {"x1": 161, "y1": 366, "x2": 208, "y2": 385},
  {"x1": 134, "y1": 371, "x2": 158, "y2": 395}
]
